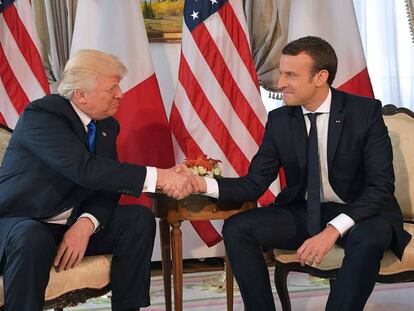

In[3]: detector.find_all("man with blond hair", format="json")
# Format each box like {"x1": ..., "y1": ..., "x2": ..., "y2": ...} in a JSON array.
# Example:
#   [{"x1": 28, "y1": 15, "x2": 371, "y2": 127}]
[{"x1": 0, "y1": 50, "x2": 190, "y2": 311}]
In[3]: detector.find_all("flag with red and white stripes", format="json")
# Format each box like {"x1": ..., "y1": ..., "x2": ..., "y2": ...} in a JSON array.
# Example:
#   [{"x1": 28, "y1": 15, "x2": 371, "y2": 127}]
[
  {"x1": 288, "y1": 0, "x2": 374, "y2": 97},
  {"x1": 0, "y1": 0, "x2": 50, "y2": 128},
  {"x1": 170, "y1": 0, "x2": 280, "y2": 246},
  {"x1": 71, "y1": 0, "x2": 175, "y2": 206}
]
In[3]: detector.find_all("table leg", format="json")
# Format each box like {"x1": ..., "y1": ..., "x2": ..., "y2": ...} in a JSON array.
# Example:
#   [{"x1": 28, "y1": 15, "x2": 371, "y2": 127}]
[
  {"x1": 159, "y1": 218, "x2": 172, "y2": 311},
  {"x1": 171, "y1": 221, "x2": 183, "y2": 311},
  {"x1": 225, "y1": 253, "x2": 234, "y2": 311}
]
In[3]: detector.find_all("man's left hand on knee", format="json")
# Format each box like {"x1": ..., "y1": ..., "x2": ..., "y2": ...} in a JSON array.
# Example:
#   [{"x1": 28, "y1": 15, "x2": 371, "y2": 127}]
[
  {"x1": 54, "y1": 218, "x2": 94, "y2": 271},
  {"x1": 297, "y1": 225, "x2": 340, "y2": 266}
]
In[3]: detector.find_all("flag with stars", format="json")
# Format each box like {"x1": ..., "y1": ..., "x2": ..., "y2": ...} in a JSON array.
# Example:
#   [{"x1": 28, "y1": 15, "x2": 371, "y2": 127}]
[
  {"x1": 170, "y1": 0, "x2": 280, "y2": 246},
  {"x1": 0, "y1": 0, "x2": 50, "y2": 128}
]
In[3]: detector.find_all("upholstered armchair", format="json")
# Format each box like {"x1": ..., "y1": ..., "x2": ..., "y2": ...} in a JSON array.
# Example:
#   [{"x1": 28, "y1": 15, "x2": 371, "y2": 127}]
[
  {"x1": 0, "y1": 124, "x2": 112, "y2": 311},
  {"x1": 273, "y1": 105, "x2": 414, "y2": 311}
]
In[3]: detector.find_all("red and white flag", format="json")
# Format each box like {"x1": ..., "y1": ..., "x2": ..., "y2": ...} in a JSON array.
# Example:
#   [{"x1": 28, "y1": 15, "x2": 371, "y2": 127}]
[
  {"x1": 71, "y1": 0, "x2": 175, "y2": 205},
  {"x1": 0, "y1": 0, "x2": 50, "y2": 128},
  {"x1": 169, "y1": 0, "x2": 280, "y2": 246},
  {"x1": 288, "y1": 0, "x2": 374, "y2": 97}
]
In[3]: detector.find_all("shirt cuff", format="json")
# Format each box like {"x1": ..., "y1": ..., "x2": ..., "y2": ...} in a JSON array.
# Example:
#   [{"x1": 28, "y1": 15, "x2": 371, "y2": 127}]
[
  {"x1": 78, "y1": 213, "x2": 100, "y2": 233},
  {"x1": 328, "y1": 213, "x2": 355, "y2": 236},
  {"x1": 204, "y1": 177, "x2": 219, "y2": 198},
  {"x1": 143, "y1": 166, "x2": 157, "y2": 192}
]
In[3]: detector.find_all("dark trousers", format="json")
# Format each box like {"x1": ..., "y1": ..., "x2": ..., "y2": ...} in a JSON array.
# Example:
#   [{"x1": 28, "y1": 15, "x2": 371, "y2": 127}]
[
  {"x1": 0, "y1": 205, "x2": 156, "y2": 311},
  {"x1": 222, "y1": 201, "x2": 392, "y2": 311}
]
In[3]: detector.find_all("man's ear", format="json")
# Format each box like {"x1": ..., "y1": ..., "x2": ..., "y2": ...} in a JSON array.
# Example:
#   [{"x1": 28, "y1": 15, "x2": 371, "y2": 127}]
[
  {"x1": 72, "y1": 89, "x2": 87, "y2": 105},
  {"x1": 314, "y1": 70, "x2": 329, "y2": 87}
]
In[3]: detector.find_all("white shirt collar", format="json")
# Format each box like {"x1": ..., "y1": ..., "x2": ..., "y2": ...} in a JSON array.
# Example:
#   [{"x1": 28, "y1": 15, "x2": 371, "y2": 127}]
[
  {"x1": 70, "y1": 101, "x2": 92, "y2": 131},
  {"x1": 301, "y1": 88, "x2": 332, "y2": 115}
]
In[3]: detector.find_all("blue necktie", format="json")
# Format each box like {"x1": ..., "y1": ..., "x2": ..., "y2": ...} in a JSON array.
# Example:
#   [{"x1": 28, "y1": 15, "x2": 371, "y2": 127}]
[
  {"x1": 87, "y1": 120, "x2": 96, "y2": 154},
  {"x1": 307, "y1": 113, "x2": 321, "y2": 235}
]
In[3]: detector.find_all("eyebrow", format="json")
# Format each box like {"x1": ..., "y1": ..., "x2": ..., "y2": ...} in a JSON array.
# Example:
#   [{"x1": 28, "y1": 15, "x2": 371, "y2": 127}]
[
  {"x1": 105, "y1": 84, "x2": 117, "y2": 92},
  {"x1": 279, "y1": 70, "x2": 297, "y2": 76}
]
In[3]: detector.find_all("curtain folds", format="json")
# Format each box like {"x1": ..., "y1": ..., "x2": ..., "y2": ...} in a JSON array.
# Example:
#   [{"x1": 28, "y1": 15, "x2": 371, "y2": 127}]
[
  {"x1": 243, "y1": 0, "x2": 291, "y2": 92},
  {"x1": 32, "y1": 0, "x2": 77, "y2": 92},
  {"x1": 353, "y1": 0, "x2": 414, "y2": 109},
  {"x1": 406, "y1": 0, "x2": 414, "y2": 43}
]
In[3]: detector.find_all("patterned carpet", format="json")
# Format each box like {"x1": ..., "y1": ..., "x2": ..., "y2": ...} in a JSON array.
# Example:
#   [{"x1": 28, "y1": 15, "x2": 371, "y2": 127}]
[{"x1": 66, "y1": 267, "x2": 414, "y2": 310}]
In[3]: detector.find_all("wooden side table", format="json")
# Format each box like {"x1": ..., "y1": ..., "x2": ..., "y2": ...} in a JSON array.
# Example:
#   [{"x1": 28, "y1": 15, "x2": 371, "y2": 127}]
[{"x1": 148, "y1": 193, "x2": 256, "y2": 311}]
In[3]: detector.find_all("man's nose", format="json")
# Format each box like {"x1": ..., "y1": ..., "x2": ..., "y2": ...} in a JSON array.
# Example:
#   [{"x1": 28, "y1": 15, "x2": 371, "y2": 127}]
[{"x1": 114, "y1": 86, "x2": 123, "y2": 99}]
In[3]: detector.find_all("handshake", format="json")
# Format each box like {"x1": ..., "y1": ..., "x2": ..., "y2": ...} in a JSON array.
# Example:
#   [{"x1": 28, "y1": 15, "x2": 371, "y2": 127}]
[{"x1": 156, "y1": 164, "x2": 208, "y2": 200}]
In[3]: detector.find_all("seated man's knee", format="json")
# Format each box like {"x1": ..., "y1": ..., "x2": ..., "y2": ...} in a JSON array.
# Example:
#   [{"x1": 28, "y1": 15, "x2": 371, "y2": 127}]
[
  {"x1": 120, "y1": 205, "x2": 156, "y2": 237},
  {"x1": 222, "y1": 213, "x2": 248, "y2": 241},
  {"x1": 8, "y1": 220, "x2": 56, "y2": 258},
  {"x1": 346, "y1": 224, "x2": 391, "y2": 257},
  {"x1": 355, "y1": 237, "x2": 388, "y2": 255}
]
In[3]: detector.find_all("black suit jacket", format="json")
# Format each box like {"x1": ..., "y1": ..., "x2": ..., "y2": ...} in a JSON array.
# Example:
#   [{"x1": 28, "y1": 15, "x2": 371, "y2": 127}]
[
  {"x1": 0, "y1": 94, "x2": 146, "y2": 258},
  {"x1": 217, "y1": 88, "x2": 411, "y2": 259}
]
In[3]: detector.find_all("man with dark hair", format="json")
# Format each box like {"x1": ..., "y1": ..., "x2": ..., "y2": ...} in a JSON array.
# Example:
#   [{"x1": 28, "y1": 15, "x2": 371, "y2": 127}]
[
  {"x1": 282, "y1": 36, "x2": 338, "y2": 85},
  {"x1": 192, "y1": 36, "x2": 411, "y2": 310}
]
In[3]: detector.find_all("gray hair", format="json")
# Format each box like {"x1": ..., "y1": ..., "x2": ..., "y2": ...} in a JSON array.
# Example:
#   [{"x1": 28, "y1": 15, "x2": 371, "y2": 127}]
[{"x1": 57, "y1": 49, "x2": 127, "y2": 99}]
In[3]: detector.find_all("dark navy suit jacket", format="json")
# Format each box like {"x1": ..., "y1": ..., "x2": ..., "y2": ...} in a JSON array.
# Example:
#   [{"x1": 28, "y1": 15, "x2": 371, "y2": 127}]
[
  {"x1": 0, "y1": 94, "x2": 146, "y2": 259},
  {"x1": 217, "y1": 88, "x2": 411, "y2": 259}
]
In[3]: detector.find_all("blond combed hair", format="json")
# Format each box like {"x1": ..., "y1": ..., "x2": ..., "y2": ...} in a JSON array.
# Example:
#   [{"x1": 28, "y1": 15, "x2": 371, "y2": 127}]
[{"x1": 57, "y1": 49, "x2": 127, "y2": 99}]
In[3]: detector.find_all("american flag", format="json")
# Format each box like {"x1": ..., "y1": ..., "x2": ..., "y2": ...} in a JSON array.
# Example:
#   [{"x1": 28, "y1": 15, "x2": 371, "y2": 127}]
[
  {"x1": 170, "y1": 0, "x2": 281, "y2": 246},
  {"x1": 0, "y1": 0, "x2": 49, "y2": 128}
]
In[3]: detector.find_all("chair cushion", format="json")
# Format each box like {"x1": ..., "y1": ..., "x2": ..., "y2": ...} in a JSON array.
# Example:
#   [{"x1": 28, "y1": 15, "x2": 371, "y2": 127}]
[
  {"x1": 0, "y1": 126, "x2": 12, "y2": 164},
  {"x1": 0, "y1": 255, "x2": 111, "y2": 306},
  {"x1": 275, "y1": 223, "x2": 414, "y2": 275},
  {"x1": 384, "y1": 113, "x2": 414, "y2": 221}
]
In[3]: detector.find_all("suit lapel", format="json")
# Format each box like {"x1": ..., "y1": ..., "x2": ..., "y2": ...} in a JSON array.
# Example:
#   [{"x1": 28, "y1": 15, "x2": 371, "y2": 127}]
[
  {"x1": 95, "y1": 122, "x2": 111, "y2": 155},
  {"x1": 290, "y1": 107, "x2": 307, "y2": 176},
  {"x1": 61, "y1": 99, "x2": 90, "y2": 149},
  {"x1": 327, "y1": 88, "x2": 345, "y2": 170}
]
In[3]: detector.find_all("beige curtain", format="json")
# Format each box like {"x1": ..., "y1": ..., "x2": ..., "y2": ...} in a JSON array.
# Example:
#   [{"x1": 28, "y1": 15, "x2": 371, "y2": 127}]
[
  {"x1": 244, "y1": 0, "x2": 291, "y2": 92},
  {"x1": 32, "y1": 0, "x2": 78, "y2": 92}
]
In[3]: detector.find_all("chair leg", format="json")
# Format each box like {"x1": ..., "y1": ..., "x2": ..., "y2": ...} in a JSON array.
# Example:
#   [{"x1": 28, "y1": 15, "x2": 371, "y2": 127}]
[
  {"x1": 274, "y1": 261, "x2": 292, "y2": 311},
  {"x1": 159, "y1": 218, "x2": 172, "y2": 311},
  {"x1": 329, "y1": 277, "x2": 335, "y2": 290},
  {"x1": 225, "y1": 253, "x2": 234, "y2": 311}
]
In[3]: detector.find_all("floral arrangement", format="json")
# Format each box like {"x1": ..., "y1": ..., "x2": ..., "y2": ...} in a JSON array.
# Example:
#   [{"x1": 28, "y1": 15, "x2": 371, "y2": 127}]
[{"x1": 184, "y1": 155, "x2": 222, "y2": 177}]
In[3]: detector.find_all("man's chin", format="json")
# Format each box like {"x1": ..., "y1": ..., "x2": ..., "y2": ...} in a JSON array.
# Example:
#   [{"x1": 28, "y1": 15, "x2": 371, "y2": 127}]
[{"x1": 284, "y1": 101, "x2": 301, "y2": 107}]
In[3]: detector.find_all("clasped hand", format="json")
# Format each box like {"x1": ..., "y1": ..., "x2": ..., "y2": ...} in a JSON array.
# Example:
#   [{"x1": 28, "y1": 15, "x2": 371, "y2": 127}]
[{"x1": 156, "y1": 164, "x2": 206, "y2": 200}]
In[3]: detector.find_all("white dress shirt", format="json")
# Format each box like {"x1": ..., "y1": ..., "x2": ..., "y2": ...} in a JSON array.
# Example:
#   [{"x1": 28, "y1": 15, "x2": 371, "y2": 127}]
[
  {"x1": 44, "y1": 102, "x2": 157, "y2": 231},
  {"x1": 204, "y1": 89, "x2": 355, "y2": 236}
]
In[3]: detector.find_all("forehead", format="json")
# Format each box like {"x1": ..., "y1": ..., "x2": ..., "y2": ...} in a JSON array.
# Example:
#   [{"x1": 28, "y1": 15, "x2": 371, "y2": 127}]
[
  {"x1": 279, "y1": 52, "x2": 314, "y2": 72},
  {"x1": 94, "y1": 75, "x2": 121, "y2": 87}
]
